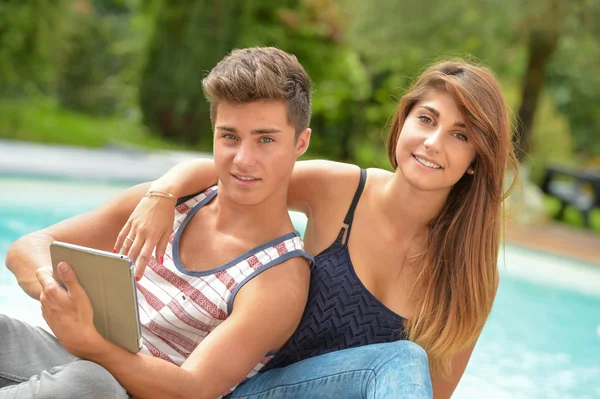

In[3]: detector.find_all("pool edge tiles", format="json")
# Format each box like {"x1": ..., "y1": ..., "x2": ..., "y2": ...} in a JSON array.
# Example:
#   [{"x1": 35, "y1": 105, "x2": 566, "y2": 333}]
[{"x1": 500, "y1": 244, "x2": 600, "y2": 299}]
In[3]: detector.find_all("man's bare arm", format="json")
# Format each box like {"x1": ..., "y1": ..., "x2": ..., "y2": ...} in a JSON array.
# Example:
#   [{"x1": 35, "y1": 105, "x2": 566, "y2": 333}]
[
  {"x1": 5, "y1": 183, "x2": 150, "y2": 300},
  {"x1": 80, "y1": 257, "x2": 310, "y2": 399}
]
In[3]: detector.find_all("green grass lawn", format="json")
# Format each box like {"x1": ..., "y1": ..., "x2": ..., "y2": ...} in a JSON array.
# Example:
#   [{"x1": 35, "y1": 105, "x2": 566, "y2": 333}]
[
  {"x1": 0, "y1": 97, "x2": 180, "y2": 150},
  {"x1": 544, "y1": 195, "x2": 600, "y2": 233}
]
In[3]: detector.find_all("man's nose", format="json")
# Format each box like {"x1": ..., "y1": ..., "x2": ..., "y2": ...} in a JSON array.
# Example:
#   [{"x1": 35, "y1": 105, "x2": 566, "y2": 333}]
[{"x1": 233, "y1": 142, "x2": 257, "y2": 167}]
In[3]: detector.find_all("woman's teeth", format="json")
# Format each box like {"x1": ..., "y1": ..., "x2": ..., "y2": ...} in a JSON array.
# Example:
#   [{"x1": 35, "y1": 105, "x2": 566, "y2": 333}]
[{"x1": 414, "y1": 156, "x2": 441, "y2": 169}]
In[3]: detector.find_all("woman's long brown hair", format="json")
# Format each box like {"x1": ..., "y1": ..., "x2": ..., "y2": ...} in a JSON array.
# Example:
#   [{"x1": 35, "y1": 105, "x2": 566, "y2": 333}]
[{"x1": 387, "y1": 60, "x2": 519, "y2": 376}]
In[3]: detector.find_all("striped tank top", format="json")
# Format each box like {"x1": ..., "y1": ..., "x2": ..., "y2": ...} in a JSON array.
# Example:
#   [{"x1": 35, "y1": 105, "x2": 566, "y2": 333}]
[{"x1": 136, "y1": 186, "x2": 312, "y2": 397}]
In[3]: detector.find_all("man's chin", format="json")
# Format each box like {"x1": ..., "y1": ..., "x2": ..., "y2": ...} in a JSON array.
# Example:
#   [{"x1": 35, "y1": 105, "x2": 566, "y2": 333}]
[{"x1": 226, "y1": 190, "x2": 263, "y2": 207}]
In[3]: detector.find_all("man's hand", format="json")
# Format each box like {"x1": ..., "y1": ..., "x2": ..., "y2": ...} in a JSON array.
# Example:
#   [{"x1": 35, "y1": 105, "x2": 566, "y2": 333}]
[{"x1": 37, "y1": 262, "x2": 105, "y2": 358}]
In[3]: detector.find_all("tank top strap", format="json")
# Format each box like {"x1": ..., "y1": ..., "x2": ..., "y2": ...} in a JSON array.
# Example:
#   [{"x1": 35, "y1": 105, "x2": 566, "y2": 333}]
[{"x1": 335, "y1": 168, "x2": 367, "y2": 245}]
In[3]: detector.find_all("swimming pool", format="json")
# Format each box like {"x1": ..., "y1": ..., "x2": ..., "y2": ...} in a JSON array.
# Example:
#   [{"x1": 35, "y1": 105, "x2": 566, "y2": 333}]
[{"x1": 2, "y1": 177, "x2": 599, "y2": 398}]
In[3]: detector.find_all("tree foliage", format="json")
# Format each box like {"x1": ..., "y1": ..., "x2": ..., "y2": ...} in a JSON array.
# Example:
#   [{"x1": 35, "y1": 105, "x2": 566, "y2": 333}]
[
  {"x1": 1, "y1": 0, "x2": 599, "y2": 165},
  {"x1": 0, "y1": 0, "x2": 72, "y2": 94},
  {"x1": 139, "y1": 1, "x2": 244, "y2": 145}
]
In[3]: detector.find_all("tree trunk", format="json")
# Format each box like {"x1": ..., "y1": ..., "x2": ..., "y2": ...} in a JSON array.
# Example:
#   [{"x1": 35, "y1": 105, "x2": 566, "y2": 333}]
[
  {"x1": 139, "y1": 1, "x2": 243, "y2": 145},
  {"x1": 515, "y1": 28, "x2": 559, "y2": 161}
]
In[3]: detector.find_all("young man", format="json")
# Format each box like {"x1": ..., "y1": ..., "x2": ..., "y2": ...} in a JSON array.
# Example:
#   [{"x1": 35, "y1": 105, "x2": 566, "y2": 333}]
[{"x1": 2, "y1": 47, "x2": 313, "y2": 399}]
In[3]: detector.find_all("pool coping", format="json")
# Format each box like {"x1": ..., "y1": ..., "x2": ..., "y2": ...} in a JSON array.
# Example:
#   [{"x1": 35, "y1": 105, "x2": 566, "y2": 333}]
[{"x1": 0, "y1": 138, "x2": 211, "y2": 184}]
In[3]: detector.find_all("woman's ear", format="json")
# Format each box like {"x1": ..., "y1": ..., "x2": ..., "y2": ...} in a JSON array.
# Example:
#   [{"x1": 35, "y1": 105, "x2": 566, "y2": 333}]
[{"x1": 466, "y1": 160, "x2": 476, "y2": 175}]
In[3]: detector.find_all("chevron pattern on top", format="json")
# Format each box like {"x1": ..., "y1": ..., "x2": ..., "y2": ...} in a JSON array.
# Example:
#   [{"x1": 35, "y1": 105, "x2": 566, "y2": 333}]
[{"x1": 263, "y1": 242, "x2": 406, "y2": 371}]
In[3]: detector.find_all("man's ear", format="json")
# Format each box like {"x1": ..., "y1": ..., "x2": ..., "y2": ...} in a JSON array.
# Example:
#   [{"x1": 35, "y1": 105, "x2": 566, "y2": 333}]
[{"x1": 295, "y1": 128, "x2": 311, "y2": 158}]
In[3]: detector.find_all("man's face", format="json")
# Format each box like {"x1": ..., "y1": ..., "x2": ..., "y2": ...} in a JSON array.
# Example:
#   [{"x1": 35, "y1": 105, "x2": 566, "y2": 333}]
[{"x1": 213, "y1": 100, "x2": 310, "y2": 206}]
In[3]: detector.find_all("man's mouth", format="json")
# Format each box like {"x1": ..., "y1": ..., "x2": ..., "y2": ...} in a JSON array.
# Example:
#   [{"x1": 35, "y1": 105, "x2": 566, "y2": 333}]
[{"x1": 232, "y1": 173, "x2": 260, "y2": 181}]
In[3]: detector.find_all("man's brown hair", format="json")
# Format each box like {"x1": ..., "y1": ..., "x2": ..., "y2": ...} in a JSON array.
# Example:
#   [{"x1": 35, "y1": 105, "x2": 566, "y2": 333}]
[{"x1": 203, "y1": 47, "x2": 312, "y2": 136}]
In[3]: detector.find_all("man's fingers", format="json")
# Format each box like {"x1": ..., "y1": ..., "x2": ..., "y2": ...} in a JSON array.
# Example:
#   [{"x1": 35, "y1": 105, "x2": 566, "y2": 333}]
[
  {"x1": 56, "y1": 262, "x2": 83, "y2": 298},
  {"x1": 37, "y1": 267, "x2": 67, "y2": 305},
  {"x1": 36, "y1": 267, "x2": 55, "y2": 290}
]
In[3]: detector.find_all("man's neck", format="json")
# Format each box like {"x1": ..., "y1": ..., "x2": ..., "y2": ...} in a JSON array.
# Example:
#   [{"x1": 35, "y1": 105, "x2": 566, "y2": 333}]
[{"x1": 211, "y1": 185, "x2": 293, "y2": 240}]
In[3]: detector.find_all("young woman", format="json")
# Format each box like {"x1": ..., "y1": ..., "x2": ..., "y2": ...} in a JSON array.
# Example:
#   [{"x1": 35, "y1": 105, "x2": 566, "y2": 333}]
[{"x1": 116, "y1": 59, "x2": 518, "y2": 398}]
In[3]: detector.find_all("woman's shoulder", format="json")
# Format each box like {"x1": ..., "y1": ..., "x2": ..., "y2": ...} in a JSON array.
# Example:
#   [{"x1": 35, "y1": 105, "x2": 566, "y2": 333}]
[
  {"x1": 364, "y1": 166, "x2": 394, "y2": 182},
  {"x1": 288, "y1": 161, "x2": 362, "y2": 214},
  {"x1": 290, "y1": 160, "x2": 359, "y2": 192},
  {"x1": 295, "y1": 160, "x2": 394, "y2": 182},
  {"x1": 295, "y1": 159, "x2": 359, "y2": 177},
  {"x1": 289, "y1": 161, "x2": 394, "y2": 213}
]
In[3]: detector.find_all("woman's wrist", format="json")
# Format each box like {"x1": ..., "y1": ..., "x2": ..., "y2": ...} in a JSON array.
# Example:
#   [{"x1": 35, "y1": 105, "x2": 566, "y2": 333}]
[
  {"x1": 148, "y1": 180, "x2": 181, "y2": 199},
  {"x1": 144, "y1": 190, "x2": 177, "y2": 203}
]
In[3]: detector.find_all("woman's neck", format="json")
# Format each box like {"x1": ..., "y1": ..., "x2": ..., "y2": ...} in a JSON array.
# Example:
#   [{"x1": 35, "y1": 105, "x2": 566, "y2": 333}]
[{"x1": 378, "y1": 171, "x2": 449, "y2": 241}]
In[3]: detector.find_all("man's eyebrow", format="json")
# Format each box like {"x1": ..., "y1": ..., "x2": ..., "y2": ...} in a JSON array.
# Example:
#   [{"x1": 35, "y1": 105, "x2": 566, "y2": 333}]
[
  {"x1": 419, "y1": 106, "x2": 466, "y2": 129},
  {"x1": 215, "y1": 125, "x2": 283, "y2": 134},
  {"x1": 250, "y1": 128, "x2": 282, "y2": 134},
  {"x1": 216, "y1": 125, "x2": 237, "y2": 133}
]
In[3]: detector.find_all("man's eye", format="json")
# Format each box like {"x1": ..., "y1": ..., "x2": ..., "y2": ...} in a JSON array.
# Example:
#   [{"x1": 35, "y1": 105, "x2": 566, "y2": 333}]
[
  {"x1": 417, "y1": 115, "x2": 433, "y2": 125},
  {"x1": 223, "y1": 134, "x2": 238, "y2": 140},
  {"x1": 259, "y1": 136, "x2": 275, "y2": 143}
]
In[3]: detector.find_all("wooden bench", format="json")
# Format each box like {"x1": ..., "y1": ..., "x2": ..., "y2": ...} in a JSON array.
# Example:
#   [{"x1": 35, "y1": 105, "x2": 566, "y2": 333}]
[{"x1": 541, "y1": 164, "x2": 600, "y2": 228}]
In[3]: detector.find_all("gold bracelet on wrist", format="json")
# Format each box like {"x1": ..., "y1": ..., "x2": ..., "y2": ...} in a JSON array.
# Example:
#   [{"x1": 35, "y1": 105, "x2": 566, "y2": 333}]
[{"x1": 144, "y1": 190, "x2": 177, "y2": 203}]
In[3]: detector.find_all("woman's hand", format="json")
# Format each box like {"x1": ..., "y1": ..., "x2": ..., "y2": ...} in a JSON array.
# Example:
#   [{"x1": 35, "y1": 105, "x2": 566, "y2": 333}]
[{"x1": 115, "y1": 196, "x2": 176, "y2": 280}]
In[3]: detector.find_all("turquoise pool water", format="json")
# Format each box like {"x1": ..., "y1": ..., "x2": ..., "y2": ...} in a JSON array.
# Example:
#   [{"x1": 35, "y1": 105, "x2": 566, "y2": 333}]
[{"x1": 1, "y1": 177, "x2": 600, "y2": 398}]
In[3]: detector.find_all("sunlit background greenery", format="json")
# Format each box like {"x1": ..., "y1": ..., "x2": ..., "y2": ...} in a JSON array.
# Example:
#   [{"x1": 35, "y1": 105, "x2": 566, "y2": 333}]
[{"x1": 1, "y1": 0, "x2": 599, "y2": 230}]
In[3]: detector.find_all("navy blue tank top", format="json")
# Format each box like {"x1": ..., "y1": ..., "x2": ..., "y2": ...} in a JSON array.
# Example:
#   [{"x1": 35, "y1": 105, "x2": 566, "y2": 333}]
[{"x1": 263, "y1": 169, "x2": 406, "y2": 371}]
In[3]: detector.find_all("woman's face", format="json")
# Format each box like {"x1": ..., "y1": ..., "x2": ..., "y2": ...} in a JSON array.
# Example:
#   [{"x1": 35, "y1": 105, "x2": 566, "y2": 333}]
[{"x1": 395, "y1": 90, "x2": 477, "y2": 194}]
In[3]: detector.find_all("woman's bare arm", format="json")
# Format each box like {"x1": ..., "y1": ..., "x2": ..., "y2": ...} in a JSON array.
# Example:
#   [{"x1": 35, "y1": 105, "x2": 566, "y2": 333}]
[
  {"x1": 431, "y1": 345, "x2": 476, "y2": 399},
  {"x1": 149, "y1": 157, "x2": 218, "y2": 198},
  {"x1": 117, "y1": 159, "x2": 360, "y2": 275}
]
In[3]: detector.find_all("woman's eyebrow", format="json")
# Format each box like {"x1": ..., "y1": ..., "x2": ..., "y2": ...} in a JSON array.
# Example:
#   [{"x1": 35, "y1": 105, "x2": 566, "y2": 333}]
[{"x1": 419, "y1": 105, "x2": 466, "y2": 128}]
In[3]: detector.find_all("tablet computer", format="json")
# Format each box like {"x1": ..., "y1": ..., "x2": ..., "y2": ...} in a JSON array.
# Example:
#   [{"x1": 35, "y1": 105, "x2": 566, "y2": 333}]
[{"x1": 50, "y1": 241, "x2": 142, "y2": 353}]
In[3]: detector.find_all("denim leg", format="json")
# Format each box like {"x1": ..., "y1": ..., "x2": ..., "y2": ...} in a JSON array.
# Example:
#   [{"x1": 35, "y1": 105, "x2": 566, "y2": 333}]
[
  {"x1": 0, "y1": 314, "x2": 76, "y2": 388},
  {"x1": 0, "y1": 360, "x2": 129, "y2": 399},
  {"x1": 228, "y1": 340, "x2": 432, "y2": 399},
  {"x1": 0, "y1": 315, "x2": 128, "y2": 399}
]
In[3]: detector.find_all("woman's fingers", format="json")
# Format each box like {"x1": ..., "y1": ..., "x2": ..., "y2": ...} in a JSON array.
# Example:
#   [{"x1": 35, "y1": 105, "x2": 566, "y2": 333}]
[
  {"x1": 135, "y1": 239, "x2": 158, "y2": 280},
  {"x1": 155, "y1": 232, "x2": 171, "y2": 267},
  {"x1": 114, "y1": 220, "x2": 133, "y2": 253},
  {"x1": 114, "y1": 196, "x2": 177, "y2": 280},
  {"x1": 127, "y1": 232, "x2": 144, "y2": 265},
  {"x1": 120, "y1": 230, "x2": 135, "y2": 257}
]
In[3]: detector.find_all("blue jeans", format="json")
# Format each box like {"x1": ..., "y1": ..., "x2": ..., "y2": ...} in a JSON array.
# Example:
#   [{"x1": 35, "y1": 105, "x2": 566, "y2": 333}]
[{"x1": 228, "y1": 340, "x2": 432, "y2": 399}]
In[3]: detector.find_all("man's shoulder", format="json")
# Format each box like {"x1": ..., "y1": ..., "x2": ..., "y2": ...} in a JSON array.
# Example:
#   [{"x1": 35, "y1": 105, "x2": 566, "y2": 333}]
[{"x1": 175, "y1": 185, "x2": 218, "y2": 207}]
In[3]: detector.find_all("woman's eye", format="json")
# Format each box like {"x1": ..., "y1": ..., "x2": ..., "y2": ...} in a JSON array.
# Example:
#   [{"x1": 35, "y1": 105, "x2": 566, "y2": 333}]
[
  {"x1": 259, "y1": 136, "x2": 275, "y2": 143},
  {"x1": 417, "y1": 115, "x2": 433, "y2": 125},
  {"x1": 453, "y1": 132, "x2": 468, "y2": 142}
]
